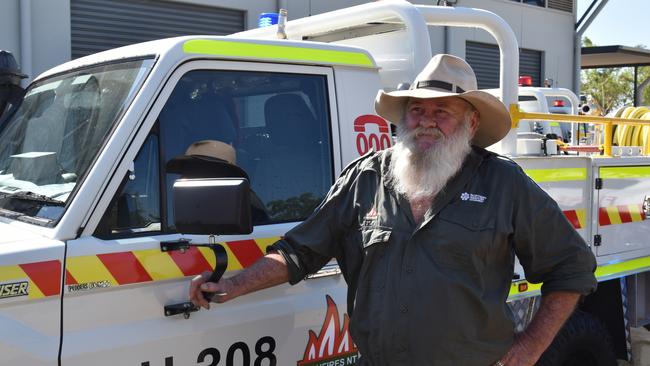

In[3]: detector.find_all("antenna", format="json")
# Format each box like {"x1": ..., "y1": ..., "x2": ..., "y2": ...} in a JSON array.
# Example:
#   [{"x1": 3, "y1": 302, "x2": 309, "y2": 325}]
[{"x1": 277, "y1": 9, "x2": 288, "y2": 39}]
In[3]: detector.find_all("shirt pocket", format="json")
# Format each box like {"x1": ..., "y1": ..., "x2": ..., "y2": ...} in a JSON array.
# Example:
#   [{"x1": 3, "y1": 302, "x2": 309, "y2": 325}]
[
  {"x1": 431, "y1": 207, "x2": 496, "y2": 272},
  {"x1": 359, "y1": 226, "x2": 392, "y2": 290}
]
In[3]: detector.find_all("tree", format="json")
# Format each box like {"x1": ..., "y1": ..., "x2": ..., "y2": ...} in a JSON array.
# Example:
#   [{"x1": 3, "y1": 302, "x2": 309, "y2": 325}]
[
  {"x1": 266, "y1": 193, "x2": 322, "y2": 222},
  {"x1": 581, "y1": 67, "x2": 632, "y2": 114},
  {"x1": 581, "y1": 37, "x2": 650, "y2": 113}
]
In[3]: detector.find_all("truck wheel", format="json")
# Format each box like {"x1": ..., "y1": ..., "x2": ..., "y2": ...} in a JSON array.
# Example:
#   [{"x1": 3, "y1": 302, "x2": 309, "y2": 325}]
[{"x1": 536, "y1": 311, "x2": 618, "y2": 366}]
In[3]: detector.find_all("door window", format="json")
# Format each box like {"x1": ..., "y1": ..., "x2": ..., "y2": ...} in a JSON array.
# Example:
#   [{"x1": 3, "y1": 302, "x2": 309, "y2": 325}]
[
  {"x1": 96, "y1": 68, "x2": 334, "y2": 237},
  {"x1": 95, "y1": 133, "x2": 161, "y2": 237},
  {"x1": 159, "y1": 70, "x2": 333, "y2": 228}
]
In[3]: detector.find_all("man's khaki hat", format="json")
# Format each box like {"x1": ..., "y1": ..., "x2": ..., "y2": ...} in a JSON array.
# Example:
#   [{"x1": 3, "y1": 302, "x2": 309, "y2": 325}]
[
  {"x1": 186, "y1": 140, "x2": 236, "y2": 165},
  {"x1": 166, "y1": 140, "x2": 248, "y2": 179},
  {"x1": 374, "y1": 54, "x2": 512, "y2": 148}
]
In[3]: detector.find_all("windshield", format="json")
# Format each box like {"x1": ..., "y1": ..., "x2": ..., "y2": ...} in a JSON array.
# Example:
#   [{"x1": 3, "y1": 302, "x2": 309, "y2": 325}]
[{"x1": 0, "y1": 58, "x2": 153, "y2": 223}]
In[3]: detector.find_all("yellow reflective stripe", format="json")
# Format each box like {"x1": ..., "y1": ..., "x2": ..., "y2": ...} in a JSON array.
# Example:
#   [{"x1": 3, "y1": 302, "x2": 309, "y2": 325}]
[
  {"x1": 549, "y1": 122, "x2": 560, "y2": 127},
  {"x1": 629, "y1": 204, "x2": 644, "y2": 221},
  {"x1": 197, "y1": 246, "x2": 219, "y2": 270},
  {"x1": 0, "y1": 265, "x2": 27, "y2": 283},
  {"x1": 600, "y1": 166, "x2": 650, "y2": 179},
  {"x1": 183, "y1": 39, "x2": 375, "y2": 68},
  {"x1": 66, "y1": 256, "x2": 119, "y2": 286},
  {"x1": 0, "y1": 265, "x2": 44, "y2": 299},
  {"x1": 576, "y1": 209, "x2": 587, "y2": 228},
  {"x1": 132, "y1": 249, "x2": 184, "y2": 281},
  {"x1": 255, "y1": 237, "x2": 278, "y2": 254},
  {"x1": 509, "y1": 256, "x2": 650, "y2": 299},
  {"x1": 509, "y1": 281, "x2": 542, "y2": 297},
  {"x1": 606, "y1": 205, "x2": 623, "y2": 225},
  {"x1": 595, "y1": 257, "x2": 650, "y2": 279},
  {"x1": 524, "y1": 168, "x2": 587, "y2": 183}
]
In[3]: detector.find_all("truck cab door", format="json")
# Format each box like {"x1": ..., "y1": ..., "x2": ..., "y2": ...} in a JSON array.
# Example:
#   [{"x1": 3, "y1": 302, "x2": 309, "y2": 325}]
[{"x1": 61, "y1": 61, "x2": 356, "y2": 365}]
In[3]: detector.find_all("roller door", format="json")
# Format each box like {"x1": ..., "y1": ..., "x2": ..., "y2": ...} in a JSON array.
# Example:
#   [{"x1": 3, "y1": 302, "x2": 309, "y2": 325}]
[
  {"x1": 466, "y1": 41, "x2": 543, "y2": 89},
  {"x1": 71, "y1": 0, "x2": 245, "y2": 59}
]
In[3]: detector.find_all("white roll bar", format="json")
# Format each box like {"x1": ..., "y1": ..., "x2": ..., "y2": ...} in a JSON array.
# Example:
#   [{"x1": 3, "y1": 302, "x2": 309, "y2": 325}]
[
  {"x1": 235, "y1": 1, "x2": 433, "y2": 86},
  {"x1": 236, "y1": 0, "x2": 520, "y2": 155}
]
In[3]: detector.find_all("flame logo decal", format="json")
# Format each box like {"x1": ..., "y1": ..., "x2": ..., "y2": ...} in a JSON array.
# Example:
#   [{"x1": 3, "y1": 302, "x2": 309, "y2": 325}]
[{"x1": 297, "y1": 295, "x2": 359, "y2": 365}]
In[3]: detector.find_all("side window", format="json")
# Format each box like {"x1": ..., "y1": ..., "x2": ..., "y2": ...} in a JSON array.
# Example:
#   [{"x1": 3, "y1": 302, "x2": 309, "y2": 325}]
[
  {"x1": 95, "y1": 134, "x2": 161, "y2": 237},
  {"x1": 159, "y1": 69, "x2": 333, "y2": 228}
]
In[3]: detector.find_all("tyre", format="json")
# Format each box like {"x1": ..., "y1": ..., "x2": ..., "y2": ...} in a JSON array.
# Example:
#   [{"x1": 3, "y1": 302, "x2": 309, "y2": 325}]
[{"x1": 536, "y1": 310, "x2": 618, "y2": 366}]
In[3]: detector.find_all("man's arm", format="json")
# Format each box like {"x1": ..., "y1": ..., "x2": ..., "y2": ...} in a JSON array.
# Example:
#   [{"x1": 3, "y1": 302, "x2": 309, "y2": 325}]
[
  {"x1": 189, "y1": 251, "x2": 289, "y2": 309},
  {"x1": 497, "y1": 291, "x2": 580, "y2": 366}
]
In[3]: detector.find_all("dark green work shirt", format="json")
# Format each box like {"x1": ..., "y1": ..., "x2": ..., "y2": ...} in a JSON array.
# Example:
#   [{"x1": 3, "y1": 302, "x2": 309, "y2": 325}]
[{"x1": 270, "y1": 146, "x2": 597, "y2": 366}]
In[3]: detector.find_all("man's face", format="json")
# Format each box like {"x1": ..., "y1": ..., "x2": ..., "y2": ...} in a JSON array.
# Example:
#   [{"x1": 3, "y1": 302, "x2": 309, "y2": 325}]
[{"x1": 404, "y1": 97, "x2": 478, "y2": 151}]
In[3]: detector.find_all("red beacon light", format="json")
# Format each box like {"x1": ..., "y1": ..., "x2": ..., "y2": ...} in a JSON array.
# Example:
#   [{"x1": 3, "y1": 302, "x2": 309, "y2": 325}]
[
  {"x1": 518, "y1": 75, "x2": 533, "y2": 86},
  {"x1": 553, "y1": 99, "x2": 565, "y2": 107}
]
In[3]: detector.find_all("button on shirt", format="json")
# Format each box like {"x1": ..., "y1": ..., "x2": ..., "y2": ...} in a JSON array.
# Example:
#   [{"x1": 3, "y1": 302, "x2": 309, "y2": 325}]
[{"x1": 270, "y1": 146, "x2": 597, "y2": 366}]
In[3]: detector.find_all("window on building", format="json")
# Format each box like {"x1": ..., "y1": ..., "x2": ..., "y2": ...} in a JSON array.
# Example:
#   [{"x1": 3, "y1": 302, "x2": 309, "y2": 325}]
[
  {"x1": 509, "y1": 0, "x2": 573, "y2": 12},
  {"x1": 547, "y1": 0, "x2": 573, "y2": 12}
]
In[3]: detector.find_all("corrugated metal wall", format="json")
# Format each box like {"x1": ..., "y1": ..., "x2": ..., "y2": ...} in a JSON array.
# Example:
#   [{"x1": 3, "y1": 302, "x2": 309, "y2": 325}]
[
  {"x1": 466, "y1": 41, "x2": 542, "y2": 89},
  {"x1": 71, "y1": 0, "x2": 245, "y2": 59}
]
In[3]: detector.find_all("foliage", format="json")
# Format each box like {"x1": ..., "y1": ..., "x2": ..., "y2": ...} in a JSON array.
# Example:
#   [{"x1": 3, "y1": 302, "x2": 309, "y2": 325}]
[
  {"x1": 267, "y1": 193, "x2": 322, "y2": 222},
  {"x1": 581, "y1": 37, "x2": 650, "y2": 114}
]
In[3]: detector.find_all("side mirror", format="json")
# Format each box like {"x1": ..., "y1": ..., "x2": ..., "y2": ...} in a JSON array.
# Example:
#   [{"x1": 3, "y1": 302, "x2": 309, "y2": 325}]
[{"x1": 173, "y1": 178, "x2": 252, "y2": 235}]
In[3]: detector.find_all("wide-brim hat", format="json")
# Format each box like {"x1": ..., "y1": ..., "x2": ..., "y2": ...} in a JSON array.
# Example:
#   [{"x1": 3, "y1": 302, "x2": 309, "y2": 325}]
[
  {"x1": 166, "y1": 140, "x2": 249, "y2": 180},
  {"x1": 375, "y1": 54, "x2": 511, "y2": 148}
]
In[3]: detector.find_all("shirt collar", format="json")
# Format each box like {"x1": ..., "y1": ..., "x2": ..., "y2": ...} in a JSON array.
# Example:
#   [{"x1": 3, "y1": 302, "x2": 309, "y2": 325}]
[{"x1": 378, "y1": 145, "x2": 490, "y2": 228}]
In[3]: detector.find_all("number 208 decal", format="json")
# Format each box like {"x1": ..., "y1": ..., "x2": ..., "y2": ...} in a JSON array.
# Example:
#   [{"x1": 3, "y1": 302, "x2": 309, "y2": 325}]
[{"x1": 141, "y1": 336, "x2": 276, "y2": 366}]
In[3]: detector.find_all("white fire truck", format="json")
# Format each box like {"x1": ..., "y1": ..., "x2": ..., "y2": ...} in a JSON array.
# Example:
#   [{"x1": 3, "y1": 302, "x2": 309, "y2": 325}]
[{"x1": 0, "y1": 1, "x2": 646, "y2": 365}]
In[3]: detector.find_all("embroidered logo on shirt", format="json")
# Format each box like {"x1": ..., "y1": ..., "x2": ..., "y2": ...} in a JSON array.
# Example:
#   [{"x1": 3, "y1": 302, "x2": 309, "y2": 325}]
[
  {"x1": 460, "y1": 192, "x2": 487, "y2": 203},
  {"x1": 364, "y1": 206, "x2": 378, "y2": 220}
]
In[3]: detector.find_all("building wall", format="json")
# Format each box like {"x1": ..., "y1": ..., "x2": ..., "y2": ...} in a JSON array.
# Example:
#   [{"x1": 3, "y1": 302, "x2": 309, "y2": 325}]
[
  {"x1": 451, "y1": 0, "x2": 576, "y2": 88},
  {"x1": 32, "y1": 0, "x2": 71, "y2": 79},
  {"x1": 0, "y1": 0, "x2": 576, "y2": 88},
  {"x1": 286, "y1": 0, "x2": 576, "y2": 89},
  {"x1": 0, "y1": 0, "x2": 70, "y2": 83},
  {"x1": 0, "y1": 0, "x2": 21, "y2": 71}
]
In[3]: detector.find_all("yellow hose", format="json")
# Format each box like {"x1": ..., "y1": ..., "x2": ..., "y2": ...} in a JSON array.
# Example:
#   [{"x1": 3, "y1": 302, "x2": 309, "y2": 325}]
[
  {"x1": 628, "y1": 107, "x2": 650, "y2": 146},
  {"x1": 605, "y1": 106, "x2": 650, "y2": 155},
  {"x1": 642, "y1": 112, "x2": 650, "y2": 155}
]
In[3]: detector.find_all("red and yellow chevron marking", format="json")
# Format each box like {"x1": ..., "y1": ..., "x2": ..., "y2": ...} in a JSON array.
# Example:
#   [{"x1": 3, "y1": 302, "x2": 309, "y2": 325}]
[
  {"x1": 599, "y1": 204, "x2": 646, "y2": 226},
  {"x1": 0, "y1": 260, "x2": 62, "y2": 299},
  {"x1": 562, "y1": 209, "x2": 586, "y2": 229},
  {"x1": 65, "y1": 237, "x2": 281, "y2": 289},
  {"x1": 563, "y1": 205, "x2": 646, "y2": 228}
]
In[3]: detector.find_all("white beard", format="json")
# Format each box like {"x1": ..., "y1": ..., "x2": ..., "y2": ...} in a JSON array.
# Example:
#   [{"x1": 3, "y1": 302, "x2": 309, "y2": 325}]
[{"x1": 389, "y1": 119, "x2": 473, "y2": 201}]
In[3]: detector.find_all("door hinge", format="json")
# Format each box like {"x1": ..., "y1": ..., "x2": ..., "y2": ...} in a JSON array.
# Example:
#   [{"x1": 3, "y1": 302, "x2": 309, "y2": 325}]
[
  {"x1": 595, "y1": 178, "x2": 603, "y2": 190},
  {"x1": 594, "y1": 234, "x2": 602, "y2": 247}
]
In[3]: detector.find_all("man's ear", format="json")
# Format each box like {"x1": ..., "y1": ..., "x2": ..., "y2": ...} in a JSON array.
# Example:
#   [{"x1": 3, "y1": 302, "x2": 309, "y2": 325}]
[{"x1": 469, "y1": 110, "x2": 480, "y2": 134}]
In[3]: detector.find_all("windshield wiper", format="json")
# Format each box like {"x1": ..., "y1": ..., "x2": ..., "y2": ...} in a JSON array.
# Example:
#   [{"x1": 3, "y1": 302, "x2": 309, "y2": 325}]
[{"x1": 0, "y1": 191, "x2": 65, "y2": 206}]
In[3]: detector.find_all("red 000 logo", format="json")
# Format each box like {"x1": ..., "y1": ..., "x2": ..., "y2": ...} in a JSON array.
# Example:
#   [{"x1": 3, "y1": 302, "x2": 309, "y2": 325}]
[{"x1": 354, "y1": 115, "x2": 392, "y2": 155}]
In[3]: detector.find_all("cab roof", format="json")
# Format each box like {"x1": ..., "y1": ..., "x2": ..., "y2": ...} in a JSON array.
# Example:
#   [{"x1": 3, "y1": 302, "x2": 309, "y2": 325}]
[{"x1": 36, "y1": 35, "x2": 377, "y2": 81}]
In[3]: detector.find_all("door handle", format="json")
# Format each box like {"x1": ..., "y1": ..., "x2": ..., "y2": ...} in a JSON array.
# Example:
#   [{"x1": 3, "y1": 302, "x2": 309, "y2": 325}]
[{"x1": 162, "y1": 238, "x2": 228, "y2": 318}]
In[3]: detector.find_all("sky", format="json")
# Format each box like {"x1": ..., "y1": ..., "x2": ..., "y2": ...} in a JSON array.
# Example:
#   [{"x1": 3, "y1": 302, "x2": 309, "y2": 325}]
[{"x1": 577, "y1": 0, "x2": 650, "y2": 48}]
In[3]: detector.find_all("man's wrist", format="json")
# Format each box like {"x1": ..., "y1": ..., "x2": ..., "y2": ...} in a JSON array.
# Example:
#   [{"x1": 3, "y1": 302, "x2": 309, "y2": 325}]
[{"x1": 514, "y1": 331, "x2": 545, "y2": 356}]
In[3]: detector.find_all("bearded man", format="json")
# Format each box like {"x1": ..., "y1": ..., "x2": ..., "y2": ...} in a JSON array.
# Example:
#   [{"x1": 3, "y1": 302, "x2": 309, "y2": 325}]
[{"x1": 190, "y1": 54, "x2": 597, "y2": 366}]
